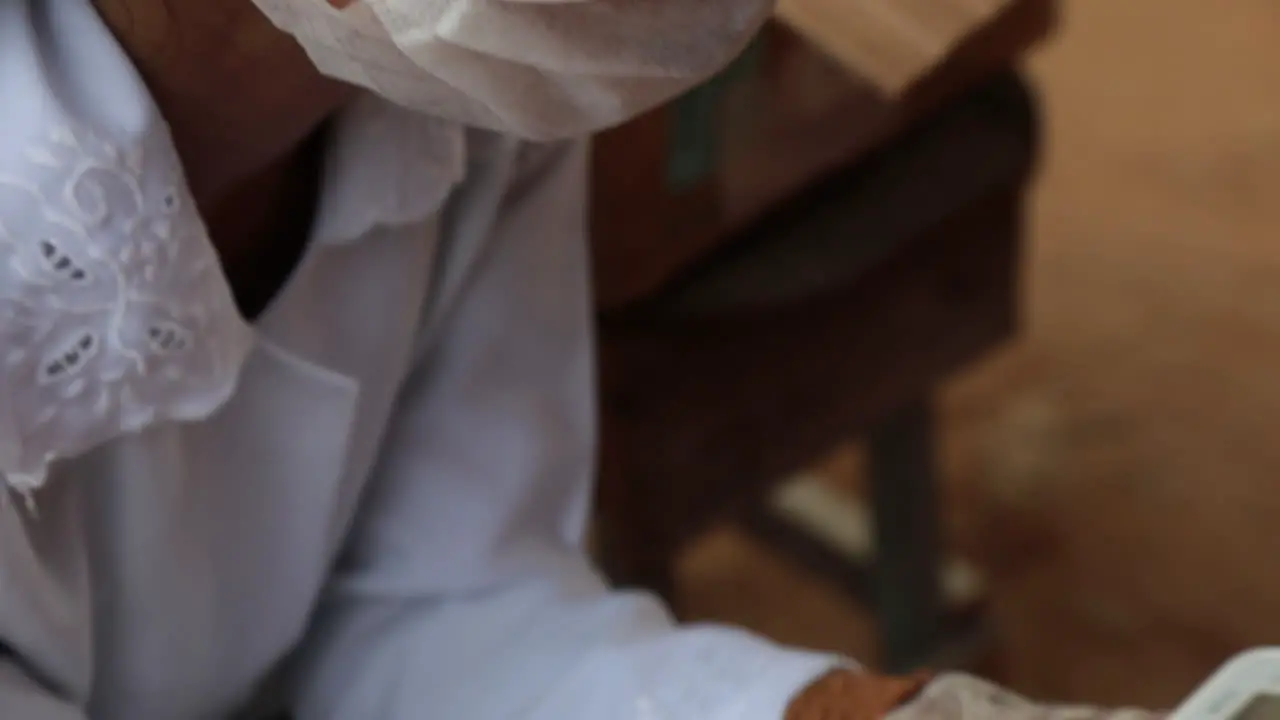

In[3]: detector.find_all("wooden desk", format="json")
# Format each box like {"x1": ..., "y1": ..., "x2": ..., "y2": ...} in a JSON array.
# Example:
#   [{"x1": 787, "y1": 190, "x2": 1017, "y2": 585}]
[{"x1": 591, "y1": 0, "x2": 1055, "y2": 670}]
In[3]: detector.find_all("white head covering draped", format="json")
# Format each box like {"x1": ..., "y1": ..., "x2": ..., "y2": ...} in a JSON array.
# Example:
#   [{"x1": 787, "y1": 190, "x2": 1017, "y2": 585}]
[{"x1": 250, "y1": 0, "x2": 772, "y2": 139}]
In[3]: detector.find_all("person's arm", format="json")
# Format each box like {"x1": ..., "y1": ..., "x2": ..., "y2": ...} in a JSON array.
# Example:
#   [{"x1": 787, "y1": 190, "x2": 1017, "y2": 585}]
[
  {"x1": 281, "y1": 134, "x2": 1166, "y2": 720},
  {"x1": 0, "y1": 490, "x2": 94, "y2": 719},
  {"x1": 286, "y1": 138, "x2": 847, "y2": 720}
]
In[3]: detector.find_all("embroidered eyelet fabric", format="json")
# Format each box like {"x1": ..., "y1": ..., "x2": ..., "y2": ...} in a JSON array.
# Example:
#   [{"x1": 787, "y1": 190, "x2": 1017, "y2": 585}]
[
  {"x1": 0, "y1": 0, "x2": 473, "y2": 496},
  {"x1": 0, "y1": 3, "x2": 258, "y2": 493},
  {"x1": 0, "y1": 0, "x2": 475, "y2": 496},
  {"x1": 0, "y1": 118, "x2": 255, "y2": 493}
]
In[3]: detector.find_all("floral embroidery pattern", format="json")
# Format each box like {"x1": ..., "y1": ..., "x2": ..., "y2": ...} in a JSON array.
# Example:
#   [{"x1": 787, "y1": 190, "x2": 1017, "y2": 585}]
[{"x1": 0, "y1": 122, "x2": 253, "y2": 492}]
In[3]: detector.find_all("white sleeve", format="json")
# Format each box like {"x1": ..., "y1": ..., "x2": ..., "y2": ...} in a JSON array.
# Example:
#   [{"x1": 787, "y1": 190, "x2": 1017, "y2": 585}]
[
  {"x1": 288, "y1": 139, "x2": 844, "y2": 720},
  {"x1": 0, "y1": 663, "x2": 85, "y2": 719},
  {"x1": 0, "y1": 492, "x2": 93, "y2": 719},
  {"x1": 0, "y1": 2, "x2": 143, "y2": 714}
]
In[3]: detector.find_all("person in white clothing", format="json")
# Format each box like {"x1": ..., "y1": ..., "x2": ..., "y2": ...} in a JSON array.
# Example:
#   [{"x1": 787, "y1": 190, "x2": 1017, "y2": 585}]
[{"x1": 0, "y1": 0, "x2": 1159, "y2": 717}]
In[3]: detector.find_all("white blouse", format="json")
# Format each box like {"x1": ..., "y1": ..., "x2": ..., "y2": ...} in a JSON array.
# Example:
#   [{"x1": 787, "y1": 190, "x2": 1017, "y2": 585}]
[{"x1": 0, "y1": 1, "x2": 842, "y2": 718}]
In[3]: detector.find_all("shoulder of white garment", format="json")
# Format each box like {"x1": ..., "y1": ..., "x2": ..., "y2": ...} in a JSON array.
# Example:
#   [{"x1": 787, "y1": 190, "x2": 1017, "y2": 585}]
[{"x1": 0, "y1": 0, "x2": 466, "y2": 496}]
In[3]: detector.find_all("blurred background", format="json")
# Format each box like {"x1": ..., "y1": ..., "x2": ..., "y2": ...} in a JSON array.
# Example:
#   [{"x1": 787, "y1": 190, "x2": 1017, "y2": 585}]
[{"x1": 589, "y1": 0, "x2": 1280, "y2": 710}]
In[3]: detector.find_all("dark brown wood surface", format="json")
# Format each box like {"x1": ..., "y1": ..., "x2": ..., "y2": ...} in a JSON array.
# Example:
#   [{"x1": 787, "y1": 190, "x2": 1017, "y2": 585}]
[
  {"x1": 590, "y1": 0, "x2": 1055, "y2": 312},
  {"x1": 592, "y1": 66, "x2": 1042, "y2": 607},
  {"x1": 595, "y1": 184, "x2": 1025, "y2": 597}
]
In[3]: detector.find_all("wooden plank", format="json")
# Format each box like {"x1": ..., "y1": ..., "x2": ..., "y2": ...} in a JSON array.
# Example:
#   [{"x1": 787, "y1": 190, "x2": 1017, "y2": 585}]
[
  {"x1": 591, "y1": 1, "x2": 1054, "y2": 311},
  {"x1": 775, "y1": 0, "x2": 1009, "y2": 93}
]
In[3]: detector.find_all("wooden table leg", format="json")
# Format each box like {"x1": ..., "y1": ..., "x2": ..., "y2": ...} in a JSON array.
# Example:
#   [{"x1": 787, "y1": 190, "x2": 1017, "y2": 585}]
[
  {"x1": 868, "y1": 399, "x2": 944, "y2": 672},
  {"x1": 595, "y1": 434, "x2": 682, "y2": 608}
]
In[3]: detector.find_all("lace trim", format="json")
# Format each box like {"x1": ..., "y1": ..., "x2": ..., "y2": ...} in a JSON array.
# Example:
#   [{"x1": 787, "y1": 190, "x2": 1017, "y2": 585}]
[{"x1": 0, "y1": 121, "x2": 254, "y2": 492}]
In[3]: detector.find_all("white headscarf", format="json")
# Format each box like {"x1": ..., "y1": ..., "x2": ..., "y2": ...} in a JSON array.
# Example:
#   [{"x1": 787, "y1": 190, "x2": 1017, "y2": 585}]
[{"x1": 251, "y1": 0, "x2": 772, "y2": 139}]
